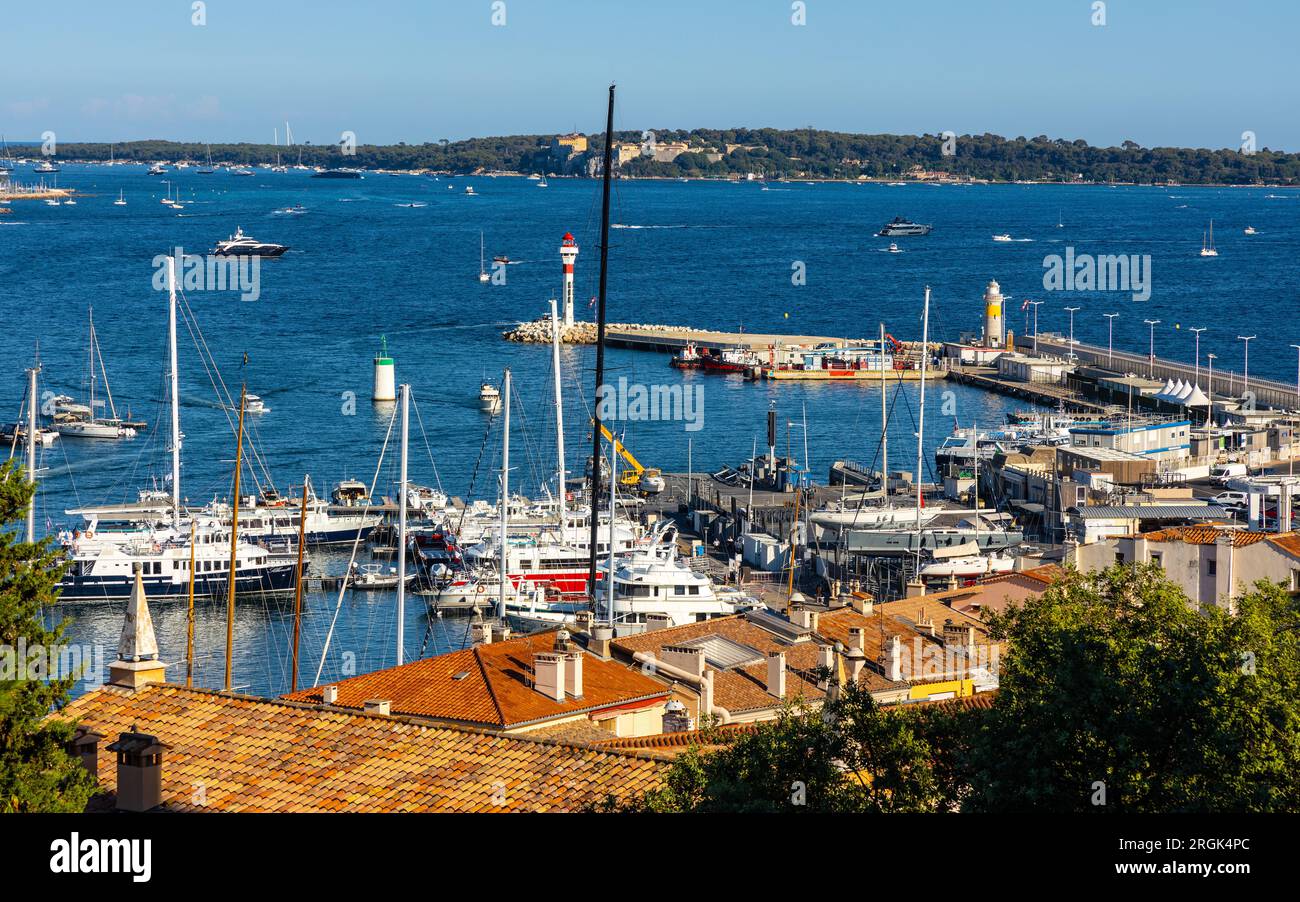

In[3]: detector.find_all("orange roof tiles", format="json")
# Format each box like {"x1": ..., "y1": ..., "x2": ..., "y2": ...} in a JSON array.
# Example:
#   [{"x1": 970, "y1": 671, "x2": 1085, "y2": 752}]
[
  {"x1": 60, "y1": 684, "x2": 665, "y2": 813},
  {"x1": 282, "y1": 631, "x2": 668, "y2": 729},
  {"x1": 1267, "y1": 533, "x2": 1300, "y2": 557},
  {"x1": 1140, "y1": 526, "x2": 1274, "y2": 547}
]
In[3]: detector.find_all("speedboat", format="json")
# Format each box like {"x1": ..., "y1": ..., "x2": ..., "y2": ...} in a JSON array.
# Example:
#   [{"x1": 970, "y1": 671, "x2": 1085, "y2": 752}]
[
  {"x1": 348, "y1": 563, "x2": 416, "y2": 590},
  {"x1": 1244, "y1": 226, "x2": 1257, "y2": 235},
  {"x1": 245, "y1": 394, "x2": 269, "y2": 414},
  {"x1": 886, "y1": 243, "x2": 902, "y2": 253},
  {"x1": 213, "y1": 227, "x2": 289, "y2": 257},
  {"x1": 877, "y1": 216, "x2": 932, "y2": 237},
  {"x1": 992, "y1": 233, "x2": 1012, "y2": 242},
  {"x1": 465, "y1": 186, "x2": 477, "y2": 196},
  {"x1": 147, "y1": 163, "x2": 167, "y2": 175}
]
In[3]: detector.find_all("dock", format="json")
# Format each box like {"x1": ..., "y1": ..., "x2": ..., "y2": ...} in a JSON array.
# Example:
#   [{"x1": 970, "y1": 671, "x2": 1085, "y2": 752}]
[
  {"x1": 946, "y1": 364, "x2": 1109, "y2": 412},
  {"x1": 604, "y1": 325, "x2": 869, "y2": 353}
]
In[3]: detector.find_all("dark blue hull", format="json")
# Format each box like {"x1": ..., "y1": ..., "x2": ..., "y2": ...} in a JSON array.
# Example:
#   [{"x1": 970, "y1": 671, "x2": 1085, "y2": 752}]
[{"x1": 57, "y1": 565, "x2": 297, "y2": 603}]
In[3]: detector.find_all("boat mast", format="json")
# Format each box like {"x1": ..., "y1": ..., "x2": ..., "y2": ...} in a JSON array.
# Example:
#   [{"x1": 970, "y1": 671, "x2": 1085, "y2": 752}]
[
  {"x1": 396, "y1": 383, "x2": 409, "y2": 665},
  {"x1": 499, "y1": 368, "x2": 511, "y2": 621},
  {"x1": 25, "y1": 362, "x2": 38, "y2": 544},
  {"x1": 290, "y1": 476, "x2": 308, "y2": 692},
  {"x1": 224, "y1": 385, "x2": 247, "y2": 692},
  {"x1": 586, "y1": 83, "x2": 616, "y2": 600},
  {"x1": 550, "y1": 298, "x2": 567, "y2": 530},
  {"x1": 607, "y1": 434, "x2": 618, "y2": 626},
  {"x1": 914, "y1": 287, "x2": 931, "y2": 553},
  {"x1": 167, "y1": 258, "x2": 182, "y2": 528},
  {"x1": 87, "y1": 307, "x2": 95, "y2": 417},
  {"x1": 880, "y1": 322, "x2": 888, "y2": 497},
  {"x1": 186, "y1": 520, "x2": 196, "y2": 688}
]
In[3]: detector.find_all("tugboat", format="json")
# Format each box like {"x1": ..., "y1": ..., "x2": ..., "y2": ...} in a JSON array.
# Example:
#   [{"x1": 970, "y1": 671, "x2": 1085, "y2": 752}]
[
  {"x1": 877, "y1": 216, "x2": 932, "y2": 236},
  {"x1": 213, "y1": 227, "x2": 289, "y2": 257},
  {"x1": 670, "y1": 343, "x2": 705, "y2": 370}
]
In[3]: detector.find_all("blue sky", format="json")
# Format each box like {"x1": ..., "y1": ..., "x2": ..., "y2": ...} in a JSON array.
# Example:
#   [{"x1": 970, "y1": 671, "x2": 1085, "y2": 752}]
[{"x1": 5, "y1": 0, "x2": 1298, "y2": 149}]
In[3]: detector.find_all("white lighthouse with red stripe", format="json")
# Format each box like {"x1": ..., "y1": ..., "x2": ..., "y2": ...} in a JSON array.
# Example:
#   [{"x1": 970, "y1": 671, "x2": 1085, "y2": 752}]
[{"x1": 560, "y1": 231, "x2": 579, "y2": 328}]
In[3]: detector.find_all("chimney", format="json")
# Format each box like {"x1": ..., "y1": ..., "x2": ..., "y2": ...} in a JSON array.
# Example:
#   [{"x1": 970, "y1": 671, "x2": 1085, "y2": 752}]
[
  {"x1": 848, "y1": 627, "x2": 867, "y2": 653},
  {"x1": 850, "y1": 593, "x2": 874, "y2": 615},
  {"x1": 661, "y1": 699, "x2": 693, "y2": 733},
  {"x1": 534, "y1": 652, "x2": 566, "y2": 702},
  {"x1": 321, "y1": 685, "x2": 339, "y2": 705},
  {"x1": 941, "y1": 619, "x2": 975, "y2": 649},
  {"x1": 588, "y1": 625, "x2": 613, "y2": 659},
  {"x1": 470, "y1": 619, "x2": 493, "y2": 645},
  {"x1": 661, "y1": 644, "x2": 706, "y2": 678},
  {"x1": 700, "y1": 670, "x2": 715, "y2": 714},
  {"x1": 916, "y1": 608, "x2": 936, "y2": 637},
  {"x1": 497, "y1": 625, "x2": 512, "y2": 642},
  {"x1": 109, "y1": 568, "x2": 167, "y2": 690},
  {"x1": 65, "y1": 726, "x2": 103, "y2": 779},
  {"x1": 554, "y1": 629, "x2": 572, "y2": 652},
  {"x1": 564, "y1": 651, "x2": 584, "y2": 698},
  {"x1": 905, "y1": 579, "x2": 927, "y2": 598},
  {"x1": 816, "y1": 644, "x2": 835, "y2": 690},
  {"x1": 766, "y1": 651, "x2": 786, "y2": 699},
  {"x1": 574, "y1": 609, "x2": 594, "y2": 634},
  {"x1": 645, "y1": 612, "x2": 674, "y2": 633},
  {"x1": 107, "y1": 728, "x2": 169, "y2": 812},
  {"x1": 887, "y1": 635, "x2": 903, "y2": 682},
  {"x1": 363, "y1": 698, "x2": 391, "y2": 716},
  {"x1": 845, "y1": 646, "x2": 867, "y2": 683}
]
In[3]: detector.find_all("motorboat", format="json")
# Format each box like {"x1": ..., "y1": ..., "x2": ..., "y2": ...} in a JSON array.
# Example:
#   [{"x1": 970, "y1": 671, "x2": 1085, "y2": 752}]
[
  {"x1": 594, "y1": 536, "x2": 756, "y2": 629},
  {"x1": 877, "y1": 216, "x2": 932, "y2": 237},
  {"x1": 992, "y1": 233, "x2": 1012, "y2": 242},
  {"x1": 479, "y1": 382, "x2": 502, "y2": 413},
  {"x1": 245, "y1": 394, "x2": 269, "y2": 414},
  {"x1": 348, "y1": 562, "x2": 417, "y2": 590},
  {"x1": 34, "y1": 160, "x2": 60, "y2": 174},
  {"x1": 213, "y1": 226, "x2": 289, "y2": 257},
  {"x1": 332, "y1": 479, "x2": 371, "y2": 507},
  {"x1": 1244, "y1": 226, "x2": 1257, "y2": 235},
  {"x1": 147, "y1": 163, "x2": 167, "y2": 175}
]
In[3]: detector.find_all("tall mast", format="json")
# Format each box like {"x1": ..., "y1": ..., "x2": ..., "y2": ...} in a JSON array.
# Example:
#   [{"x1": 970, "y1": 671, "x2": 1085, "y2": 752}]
[
  {"x1": 880, "y1": 322, "x2": 888, "y2": 498},
  {"x1": 499, "y1": 369, "x2": 511, "y2": 621},
  {"x1": 290, "y1": 476, "x2": 308, "y2": 693},
  {"x1": 224, "y1": 385, "x2": 246, "y2": 692},
  {"x1": 550, "y1": 298, "x2": 567, "y2": 530},
  {"x1": 167, "y1": 258, "x2": 182, "y2": 528},
  {"x1": 25, "y1": 363, "x2": 38, "y2": 544},
  {"x1": 914, "y1": 288, "x2": 931, "y2": 538},
  {"x1": 87, "y1": 307, "x2": 95, "y2": 416},
  {"x1": 607, "y1": 436, "x2": 618, "y2": 626},
  {"x1": 186, "y1": 520, "x2": 196, "y2": 688},
  {"x1": 396, "y1": 383, "x2": 409, "y2": 665},
  {"x1": 586, "y1": 83, "x2": 616, "y2": 600}
]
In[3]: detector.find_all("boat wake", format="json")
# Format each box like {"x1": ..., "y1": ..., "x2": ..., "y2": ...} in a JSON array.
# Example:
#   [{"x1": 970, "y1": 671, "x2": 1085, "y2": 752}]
[{"x1": 611, "y1": 223, "x2": 688, "y2": 229}]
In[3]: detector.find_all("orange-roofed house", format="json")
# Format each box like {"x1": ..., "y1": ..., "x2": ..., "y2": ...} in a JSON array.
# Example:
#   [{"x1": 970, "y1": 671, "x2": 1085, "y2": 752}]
[
  {"x1": 282, "y1": 629, "x2": 671, "y2": 740},
  {"x1": 1074, "y1": 526, "x2": 1300, "y2": 611}
]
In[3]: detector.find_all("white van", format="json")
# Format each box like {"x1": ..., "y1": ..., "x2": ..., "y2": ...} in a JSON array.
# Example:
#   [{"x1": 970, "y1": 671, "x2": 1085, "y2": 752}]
[
  {"x1": 1210, "y1": 463, "x2": 1248, "y2": 485},
  {"x1": 1212, "y1": 491, "x2": 1248, "y2": 507}
]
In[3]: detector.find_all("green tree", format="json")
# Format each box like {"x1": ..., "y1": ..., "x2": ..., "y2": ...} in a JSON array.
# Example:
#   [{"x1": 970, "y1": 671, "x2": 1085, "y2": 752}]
[
  {"x1": 965, "y1": 563, "x2": 1300, "y2": 812},
  {"x1": 0, "y1": 460, "x2": 97, "y2": 812}
]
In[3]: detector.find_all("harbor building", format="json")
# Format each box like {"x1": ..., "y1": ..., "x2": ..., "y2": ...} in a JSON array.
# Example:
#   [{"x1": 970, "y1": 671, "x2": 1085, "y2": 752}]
[{"x1": 1067, "y1": 418, "x2": 1192, "y2": 463}]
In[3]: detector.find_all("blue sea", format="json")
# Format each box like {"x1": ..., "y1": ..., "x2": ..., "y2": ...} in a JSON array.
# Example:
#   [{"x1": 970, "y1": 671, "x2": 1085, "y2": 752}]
[{"x1": 3, "y1": 164, "x2": 1296, "y2": 697}]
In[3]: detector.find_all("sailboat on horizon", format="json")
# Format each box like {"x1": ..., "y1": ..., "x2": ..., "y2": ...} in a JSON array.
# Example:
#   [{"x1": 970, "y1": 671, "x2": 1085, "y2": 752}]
[{"x1": 1200, "y1": 219, "x2": 1218, "y2": 257}]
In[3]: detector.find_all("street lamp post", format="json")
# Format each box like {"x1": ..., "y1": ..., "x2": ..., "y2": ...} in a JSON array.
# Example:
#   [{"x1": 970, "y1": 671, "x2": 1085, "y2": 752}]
[
  {"x1": 1238, "y1": 335, "x2": 1256, "y2": 399},
  {"x1": 1065, "y1": 306, "x2": 1080, "y2": 363},
  {"x1": 1029, "y1": 301, "x2": 1043, "y2": 355},
  {"x1": 1103, "y1": 313, "x2": 1119, "y2": 368},
  {"x1": 1144, "y1": 319, "x2": 1161, "y2": 379},
  {"x1": 1190, "y1": 327, "x2": 1206, "y2": 386}
]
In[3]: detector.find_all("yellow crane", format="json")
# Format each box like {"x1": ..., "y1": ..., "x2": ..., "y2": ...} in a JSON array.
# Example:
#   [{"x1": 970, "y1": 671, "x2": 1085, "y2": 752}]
[{"x1": 595, "y1": 422, "x2": 665, "y2": 495}]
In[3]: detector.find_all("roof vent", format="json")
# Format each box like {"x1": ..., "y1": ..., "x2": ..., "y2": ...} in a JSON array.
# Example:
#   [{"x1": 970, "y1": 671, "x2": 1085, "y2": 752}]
[
  {"x1": 363, "y1": 698, "x2": 391, "y2": 716},
  {"x1": 322, "y1": 685, "x2": 339, "y2": 705}
]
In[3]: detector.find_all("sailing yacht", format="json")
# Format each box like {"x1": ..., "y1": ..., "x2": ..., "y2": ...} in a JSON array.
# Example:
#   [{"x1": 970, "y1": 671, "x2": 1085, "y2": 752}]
[
  {"x1": 56, "y1": 260, "x2": 298, "y2": 601},
  {"x1": 113, "y1": 190, "x2": 126, "y2": 206},
  {"x1": 478, "y1": 231, "x2": 491, "y2": 283},
  {"x1": 197, "y1": 145, "x2": 215, "y2": 174},
  {"x1": 52, "y1": 310, "x2": 137, "y2": 440},
  {"x1": 1200, "y1": 220, "x2": 1218, "y2": 257}
]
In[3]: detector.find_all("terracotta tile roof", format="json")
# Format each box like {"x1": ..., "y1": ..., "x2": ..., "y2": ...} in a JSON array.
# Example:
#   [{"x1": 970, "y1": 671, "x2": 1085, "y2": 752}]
[
  {"x1": 594, "y1": 723, "x2": 762, "y2": 758},
  {"x1": 611, "y1": 610, "x2": 925, "y2": 714},
  {"x1": 1140, "y1": 526, "x2": 1274, "y2": 547},
  {"x1": 281, "y1": 631, "x2": 668, "y2": 729},
  {"x1": 1267, "y1": 533, "x2": 1300, "y2": 558},
  {"x1": 59, "y1": 684, "x2": 664, "y2": 813}
]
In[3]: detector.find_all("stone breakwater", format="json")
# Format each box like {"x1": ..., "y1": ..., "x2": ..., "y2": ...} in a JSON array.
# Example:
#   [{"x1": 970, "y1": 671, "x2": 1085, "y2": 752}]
[{"x1": 503, "y1": 319, "x2": 732, "y2": 345}]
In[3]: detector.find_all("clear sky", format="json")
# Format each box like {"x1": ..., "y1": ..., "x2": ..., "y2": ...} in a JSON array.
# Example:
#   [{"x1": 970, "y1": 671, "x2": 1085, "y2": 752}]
[{"x1": 5, "y1": 0, "x2": 1298, "y2": 149}]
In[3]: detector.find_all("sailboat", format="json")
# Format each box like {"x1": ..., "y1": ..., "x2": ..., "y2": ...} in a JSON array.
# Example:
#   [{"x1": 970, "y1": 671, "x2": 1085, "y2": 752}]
[
  {"x1": 537, "y1": 176, "x2": 549, "y2": 188},
  {"x1": 113, "y1": 189, "x2": 126, "y2": 206},
  {"x1": 1200, "y1": 220, "x2": 1218, "y2": 257},
  {"x1": 0, "y1": 135, "x2": 14, "y2": 172},
  {"x1": 478, "y1": 231, "x2": 491, "y2": 283},
  {"x1": 52, "y1": 309, "x2": 138, "y2": 439},
  {"x1": 197, "y1": 144, "x2": 215, "y2": 174}
]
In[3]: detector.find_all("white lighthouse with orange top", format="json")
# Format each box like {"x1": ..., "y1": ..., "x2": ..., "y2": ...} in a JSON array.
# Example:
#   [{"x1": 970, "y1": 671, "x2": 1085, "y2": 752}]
[{"x1": 560, "y1": 232, "x2": 579, "y2": 327}]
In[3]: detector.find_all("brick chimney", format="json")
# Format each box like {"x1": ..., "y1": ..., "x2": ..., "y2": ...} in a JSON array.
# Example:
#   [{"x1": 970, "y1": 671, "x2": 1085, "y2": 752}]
[
  {"x1": 766, "y1": 651, "x2": 786, "y2": 699},
  {"x1": 564, "y1": 651, "x2": 584, "y2": 698},
  {"x1": 534, "y1": 652, "x2": 566, "y2": 702},
  {"x1": 107, "y1": 728, "x2": 169, "y2": 812},
  {"x1": 109, "y1": 568, "x2": 167, "y2": 690}
]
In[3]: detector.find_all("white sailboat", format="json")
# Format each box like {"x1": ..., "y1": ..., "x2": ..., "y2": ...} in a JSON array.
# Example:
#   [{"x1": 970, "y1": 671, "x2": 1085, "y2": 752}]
[
  {"x1": 1200, "y1": 220, "x2": 1218, "y2": 257},
  {"x1": 113, "y1": 189, "x2": 126, "y2": 206},
  {"x1": 478, "y1": 230, "x2": 490, "y2": 283},
  {"x1": 53, "y1": 309, "x2": 137, "y2": 440}
]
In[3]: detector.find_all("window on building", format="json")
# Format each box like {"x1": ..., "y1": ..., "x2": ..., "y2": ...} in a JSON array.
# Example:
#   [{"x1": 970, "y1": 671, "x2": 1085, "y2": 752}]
[
  {"x1": 1207, "y1": 559, "x2": 1217, "y2": 577},
  {"x1": 1151, "y1": 552, "x2": 1163, "y2": 567}
]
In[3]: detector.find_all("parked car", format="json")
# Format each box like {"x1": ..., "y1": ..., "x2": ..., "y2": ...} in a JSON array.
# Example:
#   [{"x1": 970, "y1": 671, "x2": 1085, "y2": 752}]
[
  {"x1": 1213, "y1": 491, "x2": 1248, "y2": 506},
  {"x1": 1210, "y1": 463, "x2": 1249, "y2": 485}
]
